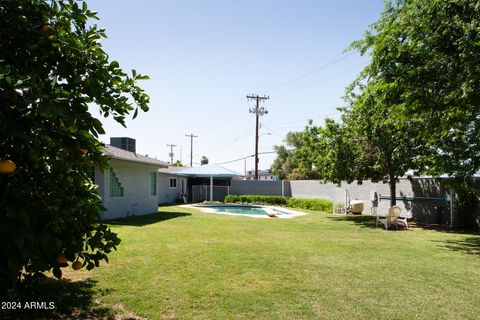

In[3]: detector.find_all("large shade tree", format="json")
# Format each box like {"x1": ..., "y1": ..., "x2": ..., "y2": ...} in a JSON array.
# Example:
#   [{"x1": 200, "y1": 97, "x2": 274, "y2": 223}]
[
  {"x1": 299, "y1": 0, "x2": 479, "y2": 225},
  {"x1": 349, "y1": 0, "x2": 480, "y2": 226},
  {"x1": 351, "y1": 0, "x2": 480, "y2": 178},
  {"x1": 0, "y1": 0, "x2": 150, "y2": 289},
  {"x1": 298, "y1": 100, "x2": 421, "y2": 207},
  {"x1": 271, "y1": 131, "x2": 318, "y2": 180}
]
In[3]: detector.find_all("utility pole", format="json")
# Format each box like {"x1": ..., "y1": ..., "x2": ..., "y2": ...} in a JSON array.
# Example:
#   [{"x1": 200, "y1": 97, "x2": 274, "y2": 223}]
[
  {"x1": 185, "y1": 133, "x2": 198, "y2": 167},
  {"x1": 247, "y1": 94, "x2": 269, "y2": 180},
  {"x1": 166, "y1": 144, "x2": 177, "y2": 164},
  {"x1": 244, "y1": 158, "x2": 247, "y2": 180}
]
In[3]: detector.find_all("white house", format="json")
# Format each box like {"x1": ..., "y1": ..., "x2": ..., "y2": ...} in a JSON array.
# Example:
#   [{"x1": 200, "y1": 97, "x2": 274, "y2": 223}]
[
  {"x1": 245, "y1": 169, "x2": 277, "y2": 181},
  {"x1": 158, "y1": 167, "x2": 188, "y2": 204},
  {"x1": 94, "y1": 137, "x2": 169, "y2": 219}
]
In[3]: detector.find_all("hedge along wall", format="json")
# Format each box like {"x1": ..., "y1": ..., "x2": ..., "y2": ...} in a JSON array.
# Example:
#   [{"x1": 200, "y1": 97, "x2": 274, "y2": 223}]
[{"x1": 224, "y1": 195, "x2": 333, "y2": 213}]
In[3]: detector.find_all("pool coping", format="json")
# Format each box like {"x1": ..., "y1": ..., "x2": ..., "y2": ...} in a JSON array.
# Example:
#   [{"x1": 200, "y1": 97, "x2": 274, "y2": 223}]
[{"x1": 181, "y1": 203, "x2": 307, "y2": 219}]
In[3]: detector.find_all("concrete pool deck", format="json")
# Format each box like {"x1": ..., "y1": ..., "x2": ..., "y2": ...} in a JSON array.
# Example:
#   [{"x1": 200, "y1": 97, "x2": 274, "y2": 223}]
[{"x1": 182, "y1": 204, "x2": 307, "y2": 219}]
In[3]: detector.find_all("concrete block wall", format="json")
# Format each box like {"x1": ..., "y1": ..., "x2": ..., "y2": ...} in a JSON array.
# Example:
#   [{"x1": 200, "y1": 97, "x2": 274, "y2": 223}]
[
  {"x1": 230, "y1": 178, "x2": 450, "y2": 224},
  {"x1": 230, "y1": 180, "x2": 287, "y2": 196},
  {"x1": 290, "y1": 178, "x2": 449, "y2": 223}
]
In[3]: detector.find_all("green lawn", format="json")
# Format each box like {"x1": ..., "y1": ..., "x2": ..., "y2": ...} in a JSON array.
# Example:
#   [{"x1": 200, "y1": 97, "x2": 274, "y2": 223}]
[{"x1": 21, "y1": 205, "x2": 480, "y2": 319}]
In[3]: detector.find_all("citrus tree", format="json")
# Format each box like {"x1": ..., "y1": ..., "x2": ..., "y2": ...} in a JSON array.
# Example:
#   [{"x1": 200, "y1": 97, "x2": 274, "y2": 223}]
[{"x1": 0, "y1": 0, "x2": 150, "y2": 289}]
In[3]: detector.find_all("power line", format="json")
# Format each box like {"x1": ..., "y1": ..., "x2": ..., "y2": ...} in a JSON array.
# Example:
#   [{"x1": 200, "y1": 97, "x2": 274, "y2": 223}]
[
  {"x1": 264, "y1": 52, "x2": 354, "y2": 92},
  {"x1": 264, "y1": 111, "x2": 342, "y2": 128},
  {"x1": 199, "y1": 54, "x2": 356, "y2": 139},
  {"x1": 214, "y1": 151, "x2": 278, "y2": 165},
  {"x1": 260, "y1": 124, "x2": 284, "y2": 139},
  {"x1": 275, "y1": 64, "x2": 364, "y2": 98},
  {"x1": 216, "y1": 154, "x2": 254, "y2": 165},
  {"x1": 201, "y1": 127, "x2": 256, "y2": 155}
]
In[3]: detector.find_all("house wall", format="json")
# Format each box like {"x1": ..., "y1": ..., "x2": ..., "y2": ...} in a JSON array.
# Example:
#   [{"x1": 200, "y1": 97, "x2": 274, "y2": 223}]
[
  {"x1": 97, "y1": 159, "x2": 160, "y2": 219},
  {"x1": 158, "y1": 174, "x2": 187, "y2": 204}
]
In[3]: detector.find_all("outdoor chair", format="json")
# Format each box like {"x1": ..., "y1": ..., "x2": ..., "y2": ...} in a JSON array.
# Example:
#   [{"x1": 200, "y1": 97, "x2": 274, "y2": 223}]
[
  {"x1": 395, "y1": 209, "x2": 411, "y2": 230},
  {"x1": 376, "y1": 205, "x2": 402, "y2": 230}
]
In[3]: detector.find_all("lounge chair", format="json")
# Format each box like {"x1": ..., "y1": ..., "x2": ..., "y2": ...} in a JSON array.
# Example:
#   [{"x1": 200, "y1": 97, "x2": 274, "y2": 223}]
[
  {"x1": 396, "y1": 209, "x2": 411, "y2": 230},
  {"x1": 376, "y1": 206, "x2": 402, "y2": 230}
]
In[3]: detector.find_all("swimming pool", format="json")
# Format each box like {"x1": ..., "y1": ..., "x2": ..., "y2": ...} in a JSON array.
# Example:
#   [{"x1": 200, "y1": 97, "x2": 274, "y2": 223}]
[{"x1": 185, "y1": 204, "x2": 305, "y2": 219}]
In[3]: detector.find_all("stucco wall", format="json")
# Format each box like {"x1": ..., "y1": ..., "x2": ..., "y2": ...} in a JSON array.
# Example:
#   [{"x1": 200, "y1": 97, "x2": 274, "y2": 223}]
[
  {"x1": 230, "y1": 180, "x2": 288, "y2": 196},
  {"x1": 97, "y1": 159, "x2": 160, "y2": 219},
  {"x1": 158, "y1": 174, "x2": 187, "y2": 204},
  {"x1": 289, "y1": 178, "x2": 449, "y2": 223},
  {"x1": 230, "y1": 178, "x2": 451, "y2": 224}
]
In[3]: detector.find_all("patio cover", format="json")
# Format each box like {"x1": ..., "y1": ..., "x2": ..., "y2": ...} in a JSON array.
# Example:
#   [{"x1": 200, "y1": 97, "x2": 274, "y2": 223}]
[{"x1": 173, "y1": 164, "x2": 242, "y2": 201}]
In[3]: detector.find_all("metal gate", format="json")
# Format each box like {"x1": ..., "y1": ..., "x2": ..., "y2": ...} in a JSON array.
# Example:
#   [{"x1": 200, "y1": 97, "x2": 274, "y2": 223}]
[{"x1": 192, "y1": 185, "x2": 229, "y2": 202}]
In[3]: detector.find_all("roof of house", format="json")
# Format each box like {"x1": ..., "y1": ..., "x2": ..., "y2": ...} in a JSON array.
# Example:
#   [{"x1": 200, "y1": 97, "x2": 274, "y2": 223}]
[
  {"x1": 171, "y1": 164, "x2": 242, "y2": 178},
  {"x1": 103, "y1": 145, "x2": 169, "y2": 167}
]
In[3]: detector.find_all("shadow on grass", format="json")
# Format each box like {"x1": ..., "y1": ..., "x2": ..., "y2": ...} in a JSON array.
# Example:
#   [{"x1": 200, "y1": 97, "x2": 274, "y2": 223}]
[
  {"x1": 434, "y1": 235, "x2": 480, "y2": 257},
  {"x1": 326, "y1": 214, "x2": 479, "y2": 234},
  {"x1": 1, "y1": 277, "x2": 120, "y2": 320},
  {"x1": 107, "y1": 211, "x2": 191, "y2": 227},
  {"x1": 326, "y1": 214, "x2": 379, "y2": 229}
]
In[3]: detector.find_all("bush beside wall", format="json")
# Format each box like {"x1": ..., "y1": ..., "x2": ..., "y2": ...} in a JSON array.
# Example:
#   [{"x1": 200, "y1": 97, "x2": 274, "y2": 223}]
[
  {"x1": 224, "y1": 195, "x2": 333, "y2": 212},
  {"x1": 286, "y1": 198, "x2": 332, "y2": 212},
  {"x1": 224, "y1": 195, "x2": 287, "y2": 206}
]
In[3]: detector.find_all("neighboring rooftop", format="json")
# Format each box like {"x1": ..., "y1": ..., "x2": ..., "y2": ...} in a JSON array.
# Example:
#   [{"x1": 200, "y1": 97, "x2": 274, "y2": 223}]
[
  {"x1": 158, "y1": 167, "x2": 187, "y2": 175},
  {"x1": 103, "y1": 144, "x2": 168, "y2": 167}
]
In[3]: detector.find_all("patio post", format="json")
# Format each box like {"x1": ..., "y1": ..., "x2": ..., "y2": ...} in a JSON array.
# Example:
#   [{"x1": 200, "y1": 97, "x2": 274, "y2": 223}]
[{"x1": 210, "y1": 175, "x2": 213, "y2": 202}]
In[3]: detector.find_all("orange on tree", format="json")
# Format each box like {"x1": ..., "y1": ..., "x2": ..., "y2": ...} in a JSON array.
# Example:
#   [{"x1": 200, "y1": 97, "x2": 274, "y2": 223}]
[
  {"x1": 55, "y1": 254, "x2": 68, "y2": 265},
  {"x1": 72, "y1": 260, "x2": 83, "y2": 270},
  {"x1": 0, "y1": 160, "x2": 16, "y2": 174},
  {"x1": 39, "y1": 24, "x2": 54, "y2": 38}
]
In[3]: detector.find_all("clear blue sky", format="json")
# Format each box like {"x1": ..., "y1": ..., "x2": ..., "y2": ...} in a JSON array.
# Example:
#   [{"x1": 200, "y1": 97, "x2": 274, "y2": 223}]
[{"x1": 88, "y1": 0, "x2": 385, "y2": 173}]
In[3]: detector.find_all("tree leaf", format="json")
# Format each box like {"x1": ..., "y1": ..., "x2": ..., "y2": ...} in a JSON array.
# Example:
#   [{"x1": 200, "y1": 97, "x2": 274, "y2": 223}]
[{"x1": 52, "y1": 267, "x2": 62, "y2": 279}]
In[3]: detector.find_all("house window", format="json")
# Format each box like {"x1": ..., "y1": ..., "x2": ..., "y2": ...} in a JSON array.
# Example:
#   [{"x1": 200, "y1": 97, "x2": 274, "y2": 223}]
[
  {"x1": 110, "y1": 169, "x2": 124, "y2": 197},
  {"x1": 150, "y1": 172, "x2": 157, "y2": 196},
  {"x1": 169, "y1": 178, "x2": 177, "y2": 188}
]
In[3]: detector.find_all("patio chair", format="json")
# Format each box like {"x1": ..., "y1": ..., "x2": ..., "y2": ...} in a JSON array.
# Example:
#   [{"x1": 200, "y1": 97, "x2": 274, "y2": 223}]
[
  {"x1": 396, "y1": 209, "x2": 411, "y2": 230},
  {"x1": 376, "y1": 206, "x2": 402, "y2": 230}
]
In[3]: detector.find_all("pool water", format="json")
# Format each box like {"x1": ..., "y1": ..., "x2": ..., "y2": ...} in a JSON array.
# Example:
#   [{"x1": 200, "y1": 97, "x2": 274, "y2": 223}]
[
  {"x1": 188, "y1": 204, "x2": 304, "y2": 219},
  {"x1": 212, "y1": 205, "x2": 268, "y2": 215},
  {"x1": 198, "y1": 205, "x2": 290, "y2": 216}
]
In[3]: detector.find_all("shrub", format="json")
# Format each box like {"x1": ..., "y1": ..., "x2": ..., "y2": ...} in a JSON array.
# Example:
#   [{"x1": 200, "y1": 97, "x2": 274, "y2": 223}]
[
  {"x1": 224, "y1": 195, "x2": 287, "y2": 206},
  {"x1": 286, "y1": 198, "x2": 333, "y2": 212},
  {"x1": 224, "y1": 195, "x2": 333, "y2": 212}
]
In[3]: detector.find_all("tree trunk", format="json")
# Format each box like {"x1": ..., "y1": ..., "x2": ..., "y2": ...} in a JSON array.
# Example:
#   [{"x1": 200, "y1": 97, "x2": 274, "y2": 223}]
[{"x1": 387, "y1": 159, "x2": 396, "y2": 207}]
